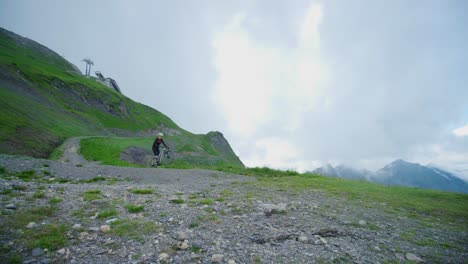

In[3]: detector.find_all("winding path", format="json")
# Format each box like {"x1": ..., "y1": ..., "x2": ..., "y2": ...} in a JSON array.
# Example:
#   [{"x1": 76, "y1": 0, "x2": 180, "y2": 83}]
[
  {"x1": 0, "y1": 137, "x2": 251, "y2": 193},
  {"x1": 57, "y1": 137, "x2": 89, "y2": 165}
]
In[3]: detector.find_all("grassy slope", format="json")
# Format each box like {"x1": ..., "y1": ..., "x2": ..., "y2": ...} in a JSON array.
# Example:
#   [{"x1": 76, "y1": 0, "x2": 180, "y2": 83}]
[
  {"x1": 0, "y1": 28, "x2": 242, "y2": 167},
  {"x1": 80, "y1": 135, "x2": 243, "y2": 168},
  {"x1": 0, "y1": 28, "x2": 180, "y2": 157},
  {"x1": 223, "y1": 167, "x2": 468, "y2": 228}
]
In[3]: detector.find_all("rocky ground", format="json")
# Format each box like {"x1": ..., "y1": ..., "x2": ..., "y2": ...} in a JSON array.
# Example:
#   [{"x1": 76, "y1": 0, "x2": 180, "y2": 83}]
[{"x1": 0, "y1": 140, "x2": 466, "y2": 263}]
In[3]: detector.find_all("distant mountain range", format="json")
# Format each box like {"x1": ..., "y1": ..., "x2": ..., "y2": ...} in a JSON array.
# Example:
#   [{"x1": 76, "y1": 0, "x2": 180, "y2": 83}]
[{"x1": 313, "y1": 159, "x2": 468, "y2": 193}]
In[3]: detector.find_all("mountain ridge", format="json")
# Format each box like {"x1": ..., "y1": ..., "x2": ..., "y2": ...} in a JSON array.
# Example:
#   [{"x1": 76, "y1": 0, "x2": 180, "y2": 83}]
[{"x1": 313, "y1": 159, "x2": 468, "y2": 193}]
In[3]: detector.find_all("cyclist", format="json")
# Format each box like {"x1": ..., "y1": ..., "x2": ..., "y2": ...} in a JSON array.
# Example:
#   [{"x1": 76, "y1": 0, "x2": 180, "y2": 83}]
[{"x1": 152, "y1": 132, "x2": 169, "y2": 166}]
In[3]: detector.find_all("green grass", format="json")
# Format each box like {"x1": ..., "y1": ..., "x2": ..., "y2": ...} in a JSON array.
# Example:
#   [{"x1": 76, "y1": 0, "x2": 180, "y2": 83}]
[
  {"x1": 98, "y1": 208, "x2": 118, "y2": 218},
  {"x1": 49, "y1": 197, "x2": 62, "y2": 204},
  {"x1": 1, "y1": 188, "x2": 13, "y2": 195},
  {"x1": 33, "y1": 191, "x2": 46, "y2": 199},
  {"x1": 15, "y1": 170, "x2": 39, "y2": 182},
  {"x1": 78, "y1": 176, "x2": 107, "y2": 183},
  {"x1": 79, "y1": 134, "x2": 243, "y2": 168},
  {"x1": 125, "y1": 204, "x2": 144, "y2": 213},
  {"x1": 12, "y1": 185, "x2": 27, "y2": 191},
  {"x1": 130, "y1": 189, "x2": 154, "y2": 194},
  {"x1": 220, "y1": 189, "x2": 233, "y2": 196},
  {"x1": 200, "y1": 198, "x2": 214, "y2": 205},
  {"x1": 80, "y1": 137, "x2": 151, "y2": 167},
  {"x1": 82, "y1": 189, "x2": 101, "y2": 201},
  {"x1": 3, "y1": 206, "x2": 57, "y2": 229},
  {"x1": 189, "y1": 222, "x2": 200, "y2": 228},
  {"x1": 24, "y1": 224, "x2": 68, "y2": 250},
  {"x1": 169, "y1": 198, "x2": 185, "y2": 204},
  {"x1": 110, "y1": 219, "x2": 160, "y2": 241},
  {"x1": 190, "y1": 244, "x2": 203, "y2": 253}
]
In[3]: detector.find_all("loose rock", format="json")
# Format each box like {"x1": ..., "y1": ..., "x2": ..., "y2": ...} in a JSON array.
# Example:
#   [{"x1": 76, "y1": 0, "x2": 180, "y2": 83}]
[
  {"x1": 177, "y1": 231, "x2": 187, "y2": 241},
  {"x1": 259, "y1": 203, "x2": 287, "y2": 215},
  {"x1": 32, "y1": 248, "x2": 43, "y2": 257},
  {"x1": 319, "y1": 237, "x2": 328, "y2": 245},
  {"x1": 100, "y1": 225, "x2": 111, "y2": 232},
  {"x1": 105, "y1": 218, "x2": 118, "y2": 224},
  {"x1": 159, "y1": 253, "x2": 169, "y2": 261},
  {"x1": 298, "y1": 235, "x2": 308, "y2": 243},
  {"x1": 26, "y1": 222, "x2": 38, "y2": 229},
  {"x1": 406, "y1": 253, "x2": 423, "y2": 262},
  {"x1": 89, "y1": 227, "x2": 100, "y2": 232},
  {"x1": 177, "y1": 241, "x2": 189, "y2": 250},
  {"x1": 211, "y1": 254, "x2": 224, "y2": 263},
  {"x1": 5, "y1": 204, "x2": 16, "y2": 210}
]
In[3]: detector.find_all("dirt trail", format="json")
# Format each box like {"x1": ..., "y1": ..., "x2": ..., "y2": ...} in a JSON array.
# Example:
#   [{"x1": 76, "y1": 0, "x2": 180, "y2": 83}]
[{"x1": 58, "y1": 137, "x2": 89, "y2": 165}]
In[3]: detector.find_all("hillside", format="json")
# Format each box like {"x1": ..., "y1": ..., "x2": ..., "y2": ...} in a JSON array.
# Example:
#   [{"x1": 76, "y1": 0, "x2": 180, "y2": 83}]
[{"x1": 0, "y1": 27, "x2": 242, "y2": 167}]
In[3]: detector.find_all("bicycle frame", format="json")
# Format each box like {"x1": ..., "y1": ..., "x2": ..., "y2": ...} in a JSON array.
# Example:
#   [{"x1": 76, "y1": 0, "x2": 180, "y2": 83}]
[{"x1": 151, "y1": 147, "x2": 171, "y2": 167}]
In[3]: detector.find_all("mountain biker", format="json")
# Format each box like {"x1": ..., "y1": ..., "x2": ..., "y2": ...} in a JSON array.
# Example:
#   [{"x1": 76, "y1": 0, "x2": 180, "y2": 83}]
[{"x1": 152, "y1": 132, "x2": 169, "y2": 165}]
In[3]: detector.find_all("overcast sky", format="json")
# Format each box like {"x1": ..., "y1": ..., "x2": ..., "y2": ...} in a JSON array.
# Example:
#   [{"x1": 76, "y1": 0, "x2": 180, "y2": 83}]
[{"x1": 1, "y1": 0, "x2": 467, "y2": 178}]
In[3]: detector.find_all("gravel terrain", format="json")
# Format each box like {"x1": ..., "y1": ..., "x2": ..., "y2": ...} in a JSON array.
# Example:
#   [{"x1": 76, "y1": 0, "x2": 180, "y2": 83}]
[{"x1": 0, "y1": 139, "x2": 467, "y2": 263}]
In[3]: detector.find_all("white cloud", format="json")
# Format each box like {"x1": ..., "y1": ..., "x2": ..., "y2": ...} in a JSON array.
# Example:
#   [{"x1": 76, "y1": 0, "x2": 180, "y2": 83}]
[
  {"x1": 212, "y1": 2, "x2": 329, "y2": 136},
  {"x1": 243, "y1": 137, "x2": 314, "y2": 172},
  {"x1": 453, "y1": 124, "x2": 468, "y2": 137}
]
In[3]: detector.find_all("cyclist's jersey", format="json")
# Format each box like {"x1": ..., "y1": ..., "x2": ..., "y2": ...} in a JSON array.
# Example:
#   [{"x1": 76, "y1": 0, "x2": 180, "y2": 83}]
[{"x1": 153, "y1": 138, "x2": 168, "y2": 148}]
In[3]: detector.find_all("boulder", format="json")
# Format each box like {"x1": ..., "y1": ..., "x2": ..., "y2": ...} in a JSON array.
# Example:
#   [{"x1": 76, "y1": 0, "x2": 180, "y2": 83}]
[{"x1": 120, "y1": 147, "x2": 153, "y2": 165}]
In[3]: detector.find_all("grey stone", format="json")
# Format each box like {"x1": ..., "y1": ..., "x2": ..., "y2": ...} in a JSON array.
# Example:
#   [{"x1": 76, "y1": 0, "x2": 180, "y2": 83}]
[
  {"x1": 395, "y1": 253, "x2": 405, "y2": 261},
  {"x1": 26, "y1": 222, "x2": 38, "y2": 229},
  {"x1": 177, "y1": 241, "x2": 189, "y2": 250},
  {"x1": 358, "y1": 220, "x2": 367, "y2": 225},
  {"x1": 159, "y1": 253, "x2": 169, "y2": 261},
  {"x1": 105, "y1": 218, "x2": 118, "y2": 224},
  {"x1": 100, "y1": 225, "x2": 111, "y2": 232},
  {"x1": 406, "y1": 253, "x2": 423, "y2": 262},
  {"x1": 211, "y1": 254, "x2": 224, "y2": 263},
  {"x1": 5, "y1": 204, "x2": 16, "y2": 210},
  {"x1": 259, "y1": 203, "x2": 287, "y2": 214},
  {"x1": 177, "y1": 231, "x2": 187, "y2": 241},
  {"x1": 298, "y1": 236, "x2": 308, "y2": 243},
  {"x1": 32, "y1": 248, "x2": 43, "y2": 257},
  {"x1": 120, "y1": 147, "x2": 152, "y2": 165},
  {"x1": 72, "y1": 224, "x2": 82, "y2": 230},
  {"x1": 319, "y1": 237, "x2": 328, "y2": 245}
]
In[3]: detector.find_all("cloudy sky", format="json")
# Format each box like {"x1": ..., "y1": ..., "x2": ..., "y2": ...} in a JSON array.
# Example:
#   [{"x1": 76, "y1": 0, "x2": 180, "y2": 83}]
[{"x1": 1, "y1": 0, "x2": 467, "y2": 178}]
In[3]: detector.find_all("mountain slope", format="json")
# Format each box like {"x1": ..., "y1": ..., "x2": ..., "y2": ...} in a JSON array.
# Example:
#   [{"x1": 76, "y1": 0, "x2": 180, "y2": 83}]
[
  {"x1": 313, "y1": 164, "x2": 370, "y2": 180},
  {"x1": 374, "y1": 159, "x2": 468, "y2": 193},
  {"x1": 0, "y1": 27, "x2": 243, "y2": 167}
]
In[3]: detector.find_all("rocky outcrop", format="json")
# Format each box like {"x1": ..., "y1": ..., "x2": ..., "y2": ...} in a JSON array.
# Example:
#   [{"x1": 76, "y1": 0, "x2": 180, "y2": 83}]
[
  {"x1": 207, "y1": 131, "x2": 244, "y2": 167},
  {"x1": 120, "y1": 147, "x2": 153, "y2": 165}
]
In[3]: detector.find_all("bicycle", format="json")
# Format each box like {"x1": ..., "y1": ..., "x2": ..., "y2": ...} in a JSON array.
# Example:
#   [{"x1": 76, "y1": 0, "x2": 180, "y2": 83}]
[{"x1": 151, "y1": 147, "x2": 171, "y2": 167}]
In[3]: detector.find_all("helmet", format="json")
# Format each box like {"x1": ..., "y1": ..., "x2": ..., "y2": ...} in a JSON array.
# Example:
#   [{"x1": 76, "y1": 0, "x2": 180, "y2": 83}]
[{"x1": 158, "y1": 133, "x2": 164, "y2": 137}]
